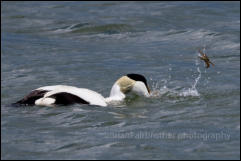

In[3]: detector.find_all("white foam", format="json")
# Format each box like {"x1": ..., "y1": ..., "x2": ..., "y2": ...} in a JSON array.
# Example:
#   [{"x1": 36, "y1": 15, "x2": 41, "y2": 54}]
[
  {"x1": 53, "y1": 24, "x2": 76, "y2": 33},
  {"x1": 179, "y1": 88, "x2": 200, "y2": 97}
]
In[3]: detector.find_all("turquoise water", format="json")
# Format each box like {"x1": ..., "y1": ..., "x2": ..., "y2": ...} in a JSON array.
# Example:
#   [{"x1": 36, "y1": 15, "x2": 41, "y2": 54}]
[{"x1": 1, "y1": 1, "x2": 240, "y2": 159}]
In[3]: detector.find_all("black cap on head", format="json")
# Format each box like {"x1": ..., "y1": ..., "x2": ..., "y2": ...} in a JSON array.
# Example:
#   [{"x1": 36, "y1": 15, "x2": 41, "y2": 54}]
[{"x1": 126, "y1": 73, "x2": 150, "y2": 93}]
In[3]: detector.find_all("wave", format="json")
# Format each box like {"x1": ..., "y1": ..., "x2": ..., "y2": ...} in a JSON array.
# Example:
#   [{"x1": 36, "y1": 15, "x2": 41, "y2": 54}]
[{"x1": 52, "y1": 23, "x2": 132, "y2": 35}]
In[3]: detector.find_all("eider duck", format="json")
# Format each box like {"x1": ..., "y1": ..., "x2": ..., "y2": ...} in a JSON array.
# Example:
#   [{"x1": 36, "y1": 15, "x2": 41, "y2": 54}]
[{"x1": 14, "y1": 74, "x2": 151, "y2": 107}]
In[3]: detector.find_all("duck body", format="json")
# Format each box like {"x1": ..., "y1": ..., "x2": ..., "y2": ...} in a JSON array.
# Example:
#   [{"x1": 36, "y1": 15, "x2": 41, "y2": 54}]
[
  {"x1": 15, "y1": 85, "x2": 107, "y2": 107},
  {"x1": 14, "y1": 74, "x2": 150, "y2": 107}
]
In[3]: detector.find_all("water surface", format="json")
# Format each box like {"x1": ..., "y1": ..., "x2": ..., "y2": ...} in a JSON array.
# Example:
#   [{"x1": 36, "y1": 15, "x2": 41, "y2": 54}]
[{"x1": 1, "y1": 1, "x2": 240, "y2": 160}]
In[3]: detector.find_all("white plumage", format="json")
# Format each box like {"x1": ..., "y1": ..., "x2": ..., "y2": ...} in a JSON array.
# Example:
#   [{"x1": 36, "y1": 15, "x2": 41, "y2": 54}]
[
  {"x1": 36, "y1": 85, "x2": 107, "y2": 107},
  {"x1": 15, "y1": 74, "x2": 150, "y2": 107}
]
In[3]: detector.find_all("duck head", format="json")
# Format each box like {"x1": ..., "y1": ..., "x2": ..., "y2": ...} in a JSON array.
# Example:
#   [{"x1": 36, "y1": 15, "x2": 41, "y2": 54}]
[{"x1": 105, "y1": 74, "x2": 150, "y2": 103}]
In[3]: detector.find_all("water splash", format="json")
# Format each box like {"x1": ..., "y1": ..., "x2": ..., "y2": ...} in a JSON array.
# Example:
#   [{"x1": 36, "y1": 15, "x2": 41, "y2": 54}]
[
  {"x1": 149, "y1": 53, "x2": 202, "y2": 99},
  {"x1": 179, "y1": 66, "x2": 201, "y2": 97},
  {"x1": 179, "y1": 58, "x2": 201, "y2": 97}
]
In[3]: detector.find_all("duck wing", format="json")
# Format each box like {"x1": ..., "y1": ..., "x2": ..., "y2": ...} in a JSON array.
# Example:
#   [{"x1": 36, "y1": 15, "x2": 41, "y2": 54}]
[{"x1": 14, "y1": 90, "x2": 49, "y2": 106}]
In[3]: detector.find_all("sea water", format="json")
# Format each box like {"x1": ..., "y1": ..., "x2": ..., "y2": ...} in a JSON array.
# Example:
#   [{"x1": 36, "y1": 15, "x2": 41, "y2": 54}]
[{"x1": 1, "y1": 1, "x2": 240, "y2": 159}]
